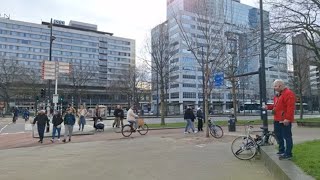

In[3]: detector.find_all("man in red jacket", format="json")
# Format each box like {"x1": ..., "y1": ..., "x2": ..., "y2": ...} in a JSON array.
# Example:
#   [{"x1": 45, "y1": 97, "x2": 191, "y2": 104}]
[{"x1": 264, "y1": 79, "x2": 296, "y2": 160}]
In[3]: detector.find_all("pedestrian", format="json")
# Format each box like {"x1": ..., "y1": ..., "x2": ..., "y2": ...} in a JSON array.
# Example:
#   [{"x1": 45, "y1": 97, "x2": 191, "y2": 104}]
[
  {"x1": 196, "y1": 107, "x2": 204, "y2": 131},
  {"x1": 23, "y1": 108, "x2": 30, "y2": 122},
  {"x1": 108, "y1": 106, "x2": 112, "y2": 116},
  {"x1": 62, "y1": 108, "x2": 76, "y2": 143},
  {"x1": 51, "y1": 111, "x2": 63, "y2": 142},
  {"x1": 77, "y1": 105, "x2": 87, "y2": 131},
  {"x1": 184, "y1": 106, "x2": 197, "y2": 134},
  {"x1": 263, "y1": 79, "x2": 296, "y2": 160},
  {"x1": 32, "y1": 110, "x2": 49, "y2": 143},
  {"x1": 12, "y1": 107, "x2": 19, "y2": 123},
  {"x1": 113, "y1": 105, "x2": 123, "y2": 128},
  {"x1": 93, "y1": 105, "x2": 101, "y2": 129}
]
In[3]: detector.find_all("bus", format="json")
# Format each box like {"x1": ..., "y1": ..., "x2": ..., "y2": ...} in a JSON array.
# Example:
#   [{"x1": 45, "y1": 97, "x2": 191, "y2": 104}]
[{"x1": 240, "y1": 102, "x2": 308, "y2": 113}]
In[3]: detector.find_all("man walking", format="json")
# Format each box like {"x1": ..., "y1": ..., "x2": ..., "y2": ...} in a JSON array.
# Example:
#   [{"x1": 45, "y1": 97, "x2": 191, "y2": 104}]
[
  {"x1": 113, "y1": 105, "x2": 124, "y2": 128},
  {"x1": 264, "y1": 79, "x2": 296, "y2": 160},
  {"x1": 63, "y1": 108, "x2": 76, "y2": 143}
]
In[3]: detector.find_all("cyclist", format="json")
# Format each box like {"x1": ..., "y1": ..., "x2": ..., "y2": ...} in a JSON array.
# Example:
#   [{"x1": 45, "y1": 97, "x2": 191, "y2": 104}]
[{"x1": 127, "y1": 105, "x2": 138, "y2": 131}]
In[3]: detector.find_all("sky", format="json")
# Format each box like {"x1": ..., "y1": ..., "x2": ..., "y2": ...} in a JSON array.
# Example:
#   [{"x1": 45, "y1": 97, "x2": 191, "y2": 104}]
[{"x1": 0, "y1": 0, "x2": 259, "y2": 63}]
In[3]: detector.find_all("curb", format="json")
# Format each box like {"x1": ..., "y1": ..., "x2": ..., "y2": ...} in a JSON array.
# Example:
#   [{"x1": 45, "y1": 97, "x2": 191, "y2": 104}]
[{"x1": 260, "y1": 146, "x2": 315, "y2": 180}]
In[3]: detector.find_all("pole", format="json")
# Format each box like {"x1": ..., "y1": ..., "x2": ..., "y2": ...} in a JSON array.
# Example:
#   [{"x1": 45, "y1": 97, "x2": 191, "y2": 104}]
[
  {"x1": 48, "y1": 18, "x2": 53, "y2": 114},
  {"x1": 259, "y1": 0, "x2": 268, "y2": 133},
  {"x1": 243, "y1": 82, "x2": 245, "y2": 116},
  {"x1": 156, "y1": 73, "x2": 159, "y2": 117}
]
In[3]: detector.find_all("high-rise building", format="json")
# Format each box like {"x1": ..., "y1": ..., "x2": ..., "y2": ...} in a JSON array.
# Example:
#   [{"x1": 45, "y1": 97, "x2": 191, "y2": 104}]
[
  {"x1": 0, "y1": 17, "x2": 135, "y2": 108},
  {"x1": 152, "y1": 0, "x2": 287, "y2": 114}
]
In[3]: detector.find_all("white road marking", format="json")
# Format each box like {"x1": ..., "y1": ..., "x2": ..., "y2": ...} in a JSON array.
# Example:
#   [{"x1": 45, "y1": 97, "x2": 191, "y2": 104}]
[
  {"x1": 196, "y1": 144, "x2": 206, "y2": 148},
  {"x1": 0, "y1": 122, "x2": 12, "y2": 133}
]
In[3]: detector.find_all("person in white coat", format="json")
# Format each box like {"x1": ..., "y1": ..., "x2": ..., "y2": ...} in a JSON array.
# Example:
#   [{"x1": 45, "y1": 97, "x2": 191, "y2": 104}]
[{"x1": 127, "y1": 105, "x2": 138, "y2": 131}]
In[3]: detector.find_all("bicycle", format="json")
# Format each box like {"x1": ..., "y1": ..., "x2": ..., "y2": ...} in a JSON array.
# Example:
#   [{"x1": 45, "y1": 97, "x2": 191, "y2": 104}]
[
  {"x1": 121, "y1": 119, "x2": 149, "y2": 137},
  {"x1": 208, "y1": 119, "x2": 224, "y2": 138},
  {"x1": 231, "y1": 121, "x2": 277, "y2": 160}
]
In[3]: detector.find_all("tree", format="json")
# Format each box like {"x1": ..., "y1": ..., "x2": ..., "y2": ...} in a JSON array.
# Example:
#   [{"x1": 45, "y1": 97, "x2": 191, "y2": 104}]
[
  {"x1": 170, "y1": 0, "x2": 229, "y2": 137},
  {"x1": 0, "y1": 56, "x2": 25, "y2": 110},
  {"x1": 266, "y1": 0, "x2": 320, "y2": 62},
  {"x1": 68, "y1": 62, "x2": 95, "y2": 106},
  {"x1": 141, "y1": 21, "x2": 175, "y2": 125}
]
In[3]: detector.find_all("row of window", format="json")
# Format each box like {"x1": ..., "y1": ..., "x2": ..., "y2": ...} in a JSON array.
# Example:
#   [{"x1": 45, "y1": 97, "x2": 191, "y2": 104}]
[
  {"x1": 153, "y1": 92, "x2": 228, "y2": 100},
  {"x1": 0, "y1": 22, "x2": 100, "y2": 41}
]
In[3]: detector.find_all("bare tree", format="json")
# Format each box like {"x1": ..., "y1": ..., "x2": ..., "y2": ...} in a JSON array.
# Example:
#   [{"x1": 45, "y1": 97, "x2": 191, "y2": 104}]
[
  {"x1": 0, "y1": 56, "x2": 25, "y2": 110},
  {"x1": 69, "y1": 63, "x2": 95, "y2": 106},
  {"x1": 141, "y1": 21, "x2": 175, "y2": 125},
  {"x1": 266, "y1": 0, "x2": 320, "y2": 62}
]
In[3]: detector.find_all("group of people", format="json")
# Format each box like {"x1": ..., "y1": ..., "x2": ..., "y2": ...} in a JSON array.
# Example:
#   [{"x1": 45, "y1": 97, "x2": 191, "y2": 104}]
[
  {"x1": 183, "y1": 106, "x2": 204, "y2": 134},
  {"x1": 32, "y1": 104, "x2": 88, "y2": 143}
]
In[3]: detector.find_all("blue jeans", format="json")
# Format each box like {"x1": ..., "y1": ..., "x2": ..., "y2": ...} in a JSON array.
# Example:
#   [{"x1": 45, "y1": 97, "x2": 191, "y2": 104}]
[
  {"x1": 52, "y1": 126, "x2": 61, "y2": 139},
  {"x1": 274, "y1": 121, "x2": 293, "y2": 156},
  {"x1": 185, "y1": 119, "x2": 195, "y2": 132},
  {"x1": 128, "y1": 120, "x2": 137, "y2": 129}
]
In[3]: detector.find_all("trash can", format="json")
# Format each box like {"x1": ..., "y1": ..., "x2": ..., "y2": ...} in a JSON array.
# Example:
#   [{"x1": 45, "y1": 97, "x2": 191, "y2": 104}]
[{"x1": 228, "y1": 116, "x2": 236, "y2": 132}]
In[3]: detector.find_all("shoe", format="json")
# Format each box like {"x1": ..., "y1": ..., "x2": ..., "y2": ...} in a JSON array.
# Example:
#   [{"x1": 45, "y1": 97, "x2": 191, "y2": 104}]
[
  {"x1": 184, "y1": 131, "x2": 188, "y2": 134},
  {"x1": 194, "y1": 131, "x2": 198, "y2": 133},
  {"x1": 62, "y1": 139, "x2": 66, "y2": 143},
  {"x1": 50, "y1": 139, "x2": 54, "y2": 143},
  {"x1": 69, "y1": 139, "x2": 71, "y2": 142},
  {"x1": 38, "y1": 140, "x2": 41, "y2": 143},
  {"x1": 279, "y1": 154, "x2": 292, "y2": 160},
  {"x1": 40, "y1": 141, "x2": 43, "y2": 144},
  {"x1": 276, "y1": 152, "x2": 285, "y2": 156}
]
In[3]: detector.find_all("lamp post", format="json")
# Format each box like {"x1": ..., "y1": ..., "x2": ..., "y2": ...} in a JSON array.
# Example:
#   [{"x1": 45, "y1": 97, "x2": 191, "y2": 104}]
[
  {"x1": 259, "y1": 0, "x2": 268, "y2": 134},
  {"x1": 48, "y1": 18, "x2": 56, "y2": 112}
]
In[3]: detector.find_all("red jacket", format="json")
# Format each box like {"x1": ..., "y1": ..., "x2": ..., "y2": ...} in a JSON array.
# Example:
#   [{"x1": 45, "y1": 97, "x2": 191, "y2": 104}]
[{"x1": 266, "y1": 88, "x2": 296, "y2": 122}]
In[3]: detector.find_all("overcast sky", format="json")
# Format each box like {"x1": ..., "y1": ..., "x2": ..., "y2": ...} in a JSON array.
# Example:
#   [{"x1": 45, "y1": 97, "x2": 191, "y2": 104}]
[{"x1": 0, "y1": 0, "x2": 259, "y2": 62}]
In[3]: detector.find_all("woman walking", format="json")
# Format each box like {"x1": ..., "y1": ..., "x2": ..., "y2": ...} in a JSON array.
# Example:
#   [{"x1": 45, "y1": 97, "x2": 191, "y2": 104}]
[{"x1": 78, "y1": 105, "x2": 87, "y2": 131}]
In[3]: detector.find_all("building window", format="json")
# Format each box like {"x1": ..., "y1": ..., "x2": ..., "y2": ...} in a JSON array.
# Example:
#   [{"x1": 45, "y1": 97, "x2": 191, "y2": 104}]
[
  {"x1": 171, "y1": 92, "x2": 179, "y2": 99},
  {"x1": 183, "y1": 92, "x2": 196, "y2": 98}
]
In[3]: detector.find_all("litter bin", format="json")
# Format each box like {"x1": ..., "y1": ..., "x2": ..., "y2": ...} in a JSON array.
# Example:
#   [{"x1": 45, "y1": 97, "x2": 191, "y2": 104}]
[{"x1": 228, "y1": 116, "x2": 236, "y2": 132}]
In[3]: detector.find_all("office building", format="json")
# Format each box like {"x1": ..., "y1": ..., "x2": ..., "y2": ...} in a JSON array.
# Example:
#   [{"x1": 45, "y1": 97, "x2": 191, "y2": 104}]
[
  {"x1": 0, "y1": 16, "x2": 135, "y2": 109},
  {"x1": 151, "y1": 0, "x2": 287, "y2": 114}
]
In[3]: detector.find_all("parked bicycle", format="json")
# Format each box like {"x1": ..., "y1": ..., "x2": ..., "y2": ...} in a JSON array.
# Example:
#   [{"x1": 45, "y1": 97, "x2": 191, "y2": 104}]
[
  {"x1": 121, "y1": 119, "x2": 149, "y2": 137},
  {"x1": 208, "y1": 119, "x2": 224, "y2": 138},
  {"x1": 231, "y1": 121, "x2": 277, "y2": 160}
]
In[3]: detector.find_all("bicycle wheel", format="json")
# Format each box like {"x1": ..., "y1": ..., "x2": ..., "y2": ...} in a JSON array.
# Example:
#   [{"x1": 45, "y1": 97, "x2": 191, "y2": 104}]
[
  {"x1": 267, "y1": 133, "x2": 278, "y2": 146},
  {"x1": 138, "y1": 124, "x2": 149, "y2": 135},
  {"x1": 231, "y1": 136, "x2": 257, "y2": 160},
  {"x1": 210, "y1": 125, "x2": 224, "y2": 138},
  {"x1": 121, "y1": 124, "x2": 133, "y2": 137}
]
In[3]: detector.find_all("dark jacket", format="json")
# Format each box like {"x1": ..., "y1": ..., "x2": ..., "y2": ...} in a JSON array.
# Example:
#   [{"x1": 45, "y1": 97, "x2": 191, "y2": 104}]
[
  {"x1": 114, "y1": 108, "x2": 124, "y2": 119},
  {"x1": 184, "y1": 108, "x2": 195, "y2": 120},
  {"x1": 52, "y1": 114, "x2": 63, "y2": 127},
  {"x1": 196, "y1": 109, "x2": 203, "y2": 119},
  {"x1": 33, "y1": 114, "x2": 49, "y2": 126},
  {"x1": 64, "y1": 113, "x2": 76, "y2": 125}
]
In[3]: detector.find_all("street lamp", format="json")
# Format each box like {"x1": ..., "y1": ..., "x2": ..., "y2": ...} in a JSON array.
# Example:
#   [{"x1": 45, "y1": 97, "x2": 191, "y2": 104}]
[
  {"x1": 259, "y1": 0, "x2": 268, "y2": 134},
  {"x1": 48, "y1": 18, "x2": 56, "y2": 111}
]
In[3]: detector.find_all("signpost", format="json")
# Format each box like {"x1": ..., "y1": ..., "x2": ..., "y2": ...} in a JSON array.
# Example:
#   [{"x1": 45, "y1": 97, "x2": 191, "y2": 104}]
[{"x1": 41, "y1": 60, "x2": 71, "y2": 111}]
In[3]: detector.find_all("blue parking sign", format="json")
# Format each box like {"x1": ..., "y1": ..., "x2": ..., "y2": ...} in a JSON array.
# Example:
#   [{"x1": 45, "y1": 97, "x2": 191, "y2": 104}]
[{"x1": 214, "y1": 73, "x2": 224, "y2": 87}]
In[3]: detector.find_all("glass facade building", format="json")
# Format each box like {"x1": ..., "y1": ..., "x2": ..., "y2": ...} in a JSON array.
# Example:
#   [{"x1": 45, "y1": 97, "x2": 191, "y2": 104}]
[{"x1": 151, "y1": 0, "x2": 287, "y2": 114}]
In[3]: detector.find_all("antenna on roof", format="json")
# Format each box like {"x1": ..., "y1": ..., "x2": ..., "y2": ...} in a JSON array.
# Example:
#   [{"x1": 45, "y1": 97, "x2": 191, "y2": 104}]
[{"x1": 0, "y1": 13, "x2": 10, "y2": 19}]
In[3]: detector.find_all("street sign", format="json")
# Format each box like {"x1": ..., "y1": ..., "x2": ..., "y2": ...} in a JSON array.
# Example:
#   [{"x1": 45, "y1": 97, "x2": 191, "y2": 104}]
[
  {"x1": 53, "y1": 94, "x2": 59, "y2": 103},
  {"x1": 214, "y1": 72, "x2": 224, "y2": 87},
  {"x1": 41, "y1": 61, "x2": 71, "y2": 80}
]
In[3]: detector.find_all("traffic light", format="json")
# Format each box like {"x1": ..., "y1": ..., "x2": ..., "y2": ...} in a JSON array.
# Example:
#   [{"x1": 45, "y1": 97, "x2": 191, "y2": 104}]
[{"x1": 40, "y1": 88, "x2": 46, "y2": 98}]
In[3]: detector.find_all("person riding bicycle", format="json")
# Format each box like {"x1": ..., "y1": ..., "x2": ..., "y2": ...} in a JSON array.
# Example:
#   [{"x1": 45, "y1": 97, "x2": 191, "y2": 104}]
[
  {"x1": 23, "y1": 108, "x2": 30, "y2": 122},
  {"x1": 127, "y1": 105, "x2": 138, "y2": 131}
]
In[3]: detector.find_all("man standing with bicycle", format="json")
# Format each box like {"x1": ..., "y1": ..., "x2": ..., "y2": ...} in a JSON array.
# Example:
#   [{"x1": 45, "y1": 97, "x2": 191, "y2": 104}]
[{"x1": 263, "y1": 79, "x2": 296, "y2": 160}]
